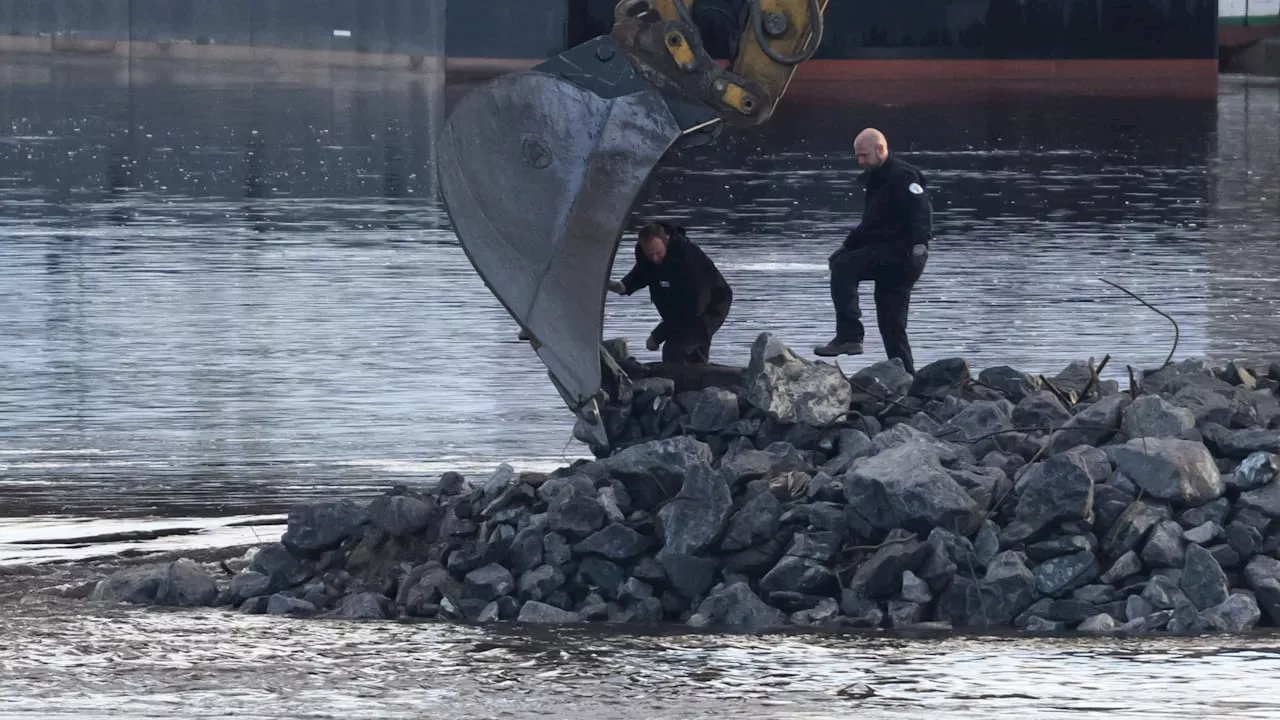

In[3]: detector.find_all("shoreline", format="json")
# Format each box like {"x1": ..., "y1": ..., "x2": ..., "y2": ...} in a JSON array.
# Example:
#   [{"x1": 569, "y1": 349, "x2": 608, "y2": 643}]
[{"x1": 63, "y1": 332, "x2": 1280, "y2": 637}]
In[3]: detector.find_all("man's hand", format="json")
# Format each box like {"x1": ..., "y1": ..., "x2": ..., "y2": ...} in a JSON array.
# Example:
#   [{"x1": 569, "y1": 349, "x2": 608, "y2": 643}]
[
  {"x1": 646, "y1": 334, "x2": 660, "y2": 352},
  {"x1": 606, "y1": 279, "x2": 625, "y2": 294}
]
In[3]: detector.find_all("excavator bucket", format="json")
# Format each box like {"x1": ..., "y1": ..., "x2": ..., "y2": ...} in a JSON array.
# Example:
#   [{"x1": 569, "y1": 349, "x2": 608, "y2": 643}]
[{"x1": 435, "y1": 32, "x2": 721, "y2": 447}]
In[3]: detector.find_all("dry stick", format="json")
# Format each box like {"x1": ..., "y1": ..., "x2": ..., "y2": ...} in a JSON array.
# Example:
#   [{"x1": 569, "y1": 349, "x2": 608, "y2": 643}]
[
  {"x1": 1038, "y1": 373, "x2": 1076, "y2": 409},
  {"x1": 1100, "y1": 278, "x2": 1181, "y2": 369},
  {"x1": 1079, "y1": 354, "x2": 1112, "y2": 402}
]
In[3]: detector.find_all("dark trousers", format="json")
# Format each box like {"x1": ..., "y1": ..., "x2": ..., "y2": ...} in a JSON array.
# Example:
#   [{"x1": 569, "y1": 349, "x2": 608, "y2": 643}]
[
  {"x1": 829, "y1": 243, "x2": 927, "y2": 373},
  {"x1": 662, "y1": 297, "x2": 731, "y2": 365}
]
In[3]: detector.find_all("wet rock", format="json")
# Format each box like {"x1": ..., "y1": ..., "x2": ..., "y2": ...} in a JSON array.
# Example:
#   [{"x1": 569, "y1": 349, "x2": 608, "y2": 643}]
[
  {"x1": 744, "y1": 332, "x2": 851, "y2": 427},
  {"x1": 329, "y1": 592, "x2": 389, "y2": 620},
  {"x1": 1078, "y1": 613, "x2": 1118, "y2": 632},
  {"x1": 517, "y1": 601, "x2": 580, "y2": 624},
  {"x1": 1200, "y1": 593, "x2": 1261, "y2": 632},
  {"x1": 267, "y1": 594, "x2": 316, "y2": 616},
  {"x1": 88, "y1": 556, "x2": 216, "y2": 604},
  {"x1": 281, "y1": 500, "x2": 365, "y2": 556},
  {"x1": 688, "y1": 582, "x2": 786, "y2": 632}
]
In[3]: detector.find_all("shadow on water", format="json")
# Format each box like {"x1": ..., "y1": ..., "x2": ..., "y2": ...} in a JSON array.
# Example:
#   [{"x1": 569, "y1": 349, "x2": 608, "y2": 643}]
[{"x1": 0, "y1": 56, "x2": 1278, "y2": 534}]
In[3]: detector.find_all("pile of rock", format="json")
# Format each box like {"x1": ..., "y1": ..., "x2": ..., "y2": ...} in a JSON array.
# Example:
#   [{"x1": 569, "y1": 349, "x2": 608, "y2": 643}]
[{"x1": 87, "y1": 333, "x2": 1280, "y2": 635}]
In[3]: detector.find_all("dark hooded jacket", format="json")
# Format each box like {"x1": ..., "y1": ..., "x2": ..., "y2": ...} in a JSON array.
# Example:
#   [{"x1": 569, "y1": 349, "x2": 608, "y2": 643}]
[
  {"x1": 843, "y1": 155, "x2": 933, "y2": 255},
  {"x1": 618, "y1": 223, "x2": 732, "y2": 343}
]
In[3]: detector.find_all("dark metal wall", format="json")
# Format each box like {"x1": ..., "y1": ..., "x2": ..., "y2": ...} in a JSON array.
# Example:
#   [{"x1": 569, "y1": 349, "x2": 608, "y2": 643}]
[
  {"x1": 0, "y1": 0, "x2": 1217, "y2": 60},
  {"x1": 815, "y1": 0, "x2": 1219, "y2": 59},
  {"x1": 574, "y1": 0, "x2": 1220, "y2": 60}
]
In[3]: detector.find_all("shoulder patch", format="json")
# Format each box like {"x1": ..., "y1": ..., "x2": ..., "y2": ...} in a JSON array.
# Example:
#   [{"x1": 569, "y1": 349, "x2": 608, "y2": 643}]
[{"x1": 907, "y1": 182, "x2": 924, "y2": 195}]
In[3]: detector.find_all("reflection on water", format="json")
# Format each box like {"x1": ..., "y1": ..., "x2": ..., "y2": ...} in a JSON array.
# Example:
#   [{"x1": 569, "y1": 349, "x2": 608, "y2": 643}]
[
  {"x1": 0, "y1": 59, "x2": 1278, "y2": 529},
  {"x1": 2, "y1": 590, "x2": 1280, "y2": 719}
]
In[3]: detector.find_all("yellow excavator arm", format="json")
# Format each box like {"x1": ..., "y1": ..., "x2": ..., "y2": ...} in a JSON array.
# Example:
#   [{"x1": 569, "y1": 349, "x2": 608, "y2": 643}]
[
  {"x1": 435, "y1": 0, "x2": 828, "y2": 450},
  {"x1": 639, "y1": 0, "x2": 826, "y2": 126}
]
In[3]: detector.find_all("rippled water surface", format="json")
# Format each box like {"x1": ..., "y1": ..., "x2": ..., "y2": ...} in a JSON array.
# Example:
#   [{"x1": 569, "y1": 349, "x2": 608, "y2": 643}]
[
  {"x1": 4, "y1": 580, "x2": 1280, "y2": 719},
  {"x1": 1, "y1": 56, "x2": 1280, "y2": 717}
]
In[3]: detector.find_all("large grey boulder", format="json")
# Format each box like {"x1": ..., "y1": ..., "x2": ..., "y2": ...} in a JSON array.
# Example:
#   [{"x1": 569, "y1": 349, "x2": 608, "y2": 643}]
[{"x1": 744, "y1": 333, "x2": 852, "y2": 426}]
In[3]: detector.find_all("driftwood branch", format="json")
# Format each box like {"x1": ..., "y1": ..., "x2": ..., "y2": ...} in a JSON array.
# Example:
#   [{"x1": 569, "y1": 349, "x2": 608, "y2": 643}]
[{"x1": 1100, "y1": 278, "x2": 1180, "y2": 368}]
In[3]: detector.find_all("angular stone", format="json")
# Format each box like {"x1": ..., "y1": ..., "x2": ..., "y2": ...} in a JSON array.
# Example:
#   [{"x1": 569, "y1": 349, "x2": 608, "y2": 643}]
[
  {"x1": 1180, "y1": 544, "x2": 1230, "y2": 611},
  {"x1": 1243, "y1": 555, "x2": 1280, "y2": 625},
  {"x1": 517, "y1": 565, "x2": 565, "y2": 602},
  {"x1": 1141, "y1": 520, "x2": 1186, "y2": 568},
  {"x1": 688, "y1": 582, "x2": 786, "y2": 632},
  {"x1": 909, "y1": 358, "x2": 970, "y2": 399},
  {"x1": 657, "y1": 464, "x2": 733, "y2": 558},
  {"x1": 937, "y1": 400, "x2": 1015, "y2": 454},
  {"x1": 1078, "y1": 613, "x2": 1118, "y2": 632},
  {"x1": 685, "y1": 387, "x2": 741, "y2": 433},
  {"x1": 1014, "y1": 391, "x2": 1071, "y2": 431},
  {"x1": 1099, "y1": 550, "x2": 1143, "y2": 585},
  {"x1": 1106, "y1": 438, "x2": 1223, "y2": 507},
  {"x1": 1182, "y1": 520, "x2": 1222, "y2": 546},
  {"x1": 979, "y1": 366, "x2": 1042, "y2": 404},
  {"x1": 849, "y1": 531, "x2": 929, "y2": 598},
  {"x1": 1046, "y1": 395, "x2": 1130, "y2": 455},
  {"x1": 281, "y1": 500, "x2": 365, "y2": 556},
  {"x1": 1014, "y1": 450, "x2": 1097, "y2": 535},
  {"x1": 603, "y1": 436, "x2": 715, "y2": 511},
  {"x1": 1121, "y1": 395, "x2": 1195, "y2": 440},
  {"x1": 574, "y1": 523, "x2": 653, "y2": 561},
  {"x1": 464, "y1": 563, "x2": 514, "y2": 602},
  {"x1": 1034, "y1": 551, "x2": 1100, "y2": 597},
  {"x1": 1209, "y1": 428, "x2": 1280, "y2": 459},
  {"x1": 744, "y1": 332, "x2": 852, "y2": 427},
  {"x1": 845, "y1": 442, "x2": 979, "y2": 536},
  {"x1": 365, "y1": 494, "x2": 436, "y2": 537},
  {"x1": 517, "y1": 601, "x2": 580, "y2": 624},
  {"x1": 547, "y1": 479, "x2": 606, "y2": 538},
  {"x1": 719, "y1": 490, "x2": 782, "y2": 552},
  {"x1": 1200, "y1": 593, "x2": 1262, "y2": 632},
  {"x1": 720, "y1": 440, "x2": 809, "y2": 487},
  {"x1": 1238, "y1": 482, "x2": 1280, "y2": 518},
  {"x1": 1235, "y1": 452, "x2": 1280, "y2": 492}
]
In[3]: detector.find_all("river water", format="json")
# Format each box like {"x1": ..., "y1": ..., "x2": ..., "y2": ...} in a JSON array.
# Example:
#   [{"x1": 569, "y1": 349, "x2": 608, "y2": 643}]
[{"x1": 0, "y1": 56, "x2": 1279, "y2": 717}]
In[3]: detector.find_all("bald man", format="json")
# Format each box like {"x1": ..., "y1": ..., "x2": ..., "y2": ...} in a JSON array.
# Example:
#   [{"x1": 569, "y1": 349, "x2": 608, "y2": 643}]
[{"x1": 814, "y1": 128, "x2": 932, "y2": 373}]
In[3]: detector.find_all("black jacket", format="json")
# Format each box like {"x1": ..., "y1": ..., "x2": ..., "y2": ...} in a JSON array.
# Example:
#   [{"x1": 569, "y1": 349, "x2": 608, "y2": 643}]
[
  {"x1": 619, "y1": 224, "x2": 732, "y2": 343},
  {"x1": 844, "y1": 155, "x2": 933, "y2": 254}
]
